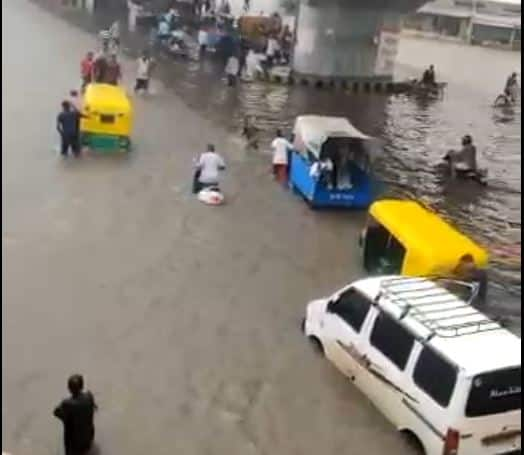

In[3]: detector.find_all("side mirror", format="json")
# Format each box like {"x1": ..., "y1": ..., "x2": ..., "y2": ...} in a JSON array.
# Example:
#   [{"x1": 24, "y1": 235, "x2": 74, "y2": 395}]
[{"x1": 326, "y1": 299, "x2": 337, "y2": 313}]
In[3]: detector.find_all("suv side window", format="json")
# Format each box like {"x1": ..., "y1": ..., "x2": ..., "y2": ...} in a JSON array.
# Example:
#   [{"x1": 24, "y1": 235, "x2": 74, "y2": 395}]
[
  {"x1": 328, "y1": 288, "x2": 372, "y2": 333},
  {"x1": 370, "y1": 311, "x2": 415, "y2": 371},
  {"x1": 413, "y1": 346, "x2": 458, "y2": 408}
]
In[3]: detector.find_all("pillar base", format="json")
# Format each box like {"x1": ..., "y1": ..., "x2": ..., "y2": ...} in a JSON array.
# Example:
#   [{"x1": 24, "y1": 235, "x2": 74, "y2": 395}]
[
  {"x1": 292, "y1": 0, "x2": 405, "y2": 82},
  {"x1": 291, "y1": 73, "x2": 394, "y2": 92}
]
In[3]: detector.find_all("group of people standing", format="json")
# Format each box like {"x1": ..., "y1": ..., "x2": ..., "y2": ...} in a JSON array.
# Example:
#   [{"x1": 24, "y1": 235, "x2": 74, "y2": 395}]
[
  {"x1": 222, "y1": 27, "x2": 293, "y2": 87},
  {"x1": 190, "y1": 126, "x2": 294, "y2": 198},
  {"x1": 80, "y1": 47, "x2": 155, "y2": 95},
  {"x1": 80, "y1": 50, "x2": 122, "y2": 89}
]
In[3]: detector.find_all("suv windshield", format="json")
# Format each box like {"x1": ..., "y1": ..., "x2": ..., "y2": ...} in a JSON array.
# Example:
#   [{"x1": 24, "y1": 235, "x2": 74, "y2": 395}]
[{"x1": 466, "y1": 367, "x2": 522, "y2": 417}]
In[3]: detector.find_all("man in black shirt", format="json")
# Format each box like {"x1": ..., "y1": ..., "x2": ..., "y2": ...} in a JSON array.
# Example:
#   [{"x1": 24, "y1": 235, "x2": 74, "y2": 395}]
[
  {"x1": 54, "y1": 374, "x2": 97, "y2": 455},
  {"x1": 57, "y1": 101, "x2": 82, "y2": 157},
  {"x1": 454, "y1": 254, "x2": 488, "y2": 307},
  {"x1": 421, "y1": 64, "x2": 436, "y2": 87}
]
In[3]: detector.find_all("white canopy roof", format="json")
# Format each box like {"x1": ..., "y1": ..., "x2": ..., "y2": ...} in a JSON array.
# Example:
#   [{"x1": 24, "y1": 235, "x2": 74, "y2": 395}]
[
  {"x1": 293, "y1": 115, "x2": 373, "y2": 158},
  {"x1": 473, "y1": 12, "x2": 521, "y2": 28}
]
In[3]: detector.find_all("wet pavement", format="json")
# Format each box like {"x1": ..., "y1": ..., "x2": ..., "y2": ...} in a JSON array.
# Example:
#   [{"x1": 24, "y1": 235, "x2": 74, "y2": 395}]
[{"x1": 2, "y1": 1, "x2": 421, "y2": 454}]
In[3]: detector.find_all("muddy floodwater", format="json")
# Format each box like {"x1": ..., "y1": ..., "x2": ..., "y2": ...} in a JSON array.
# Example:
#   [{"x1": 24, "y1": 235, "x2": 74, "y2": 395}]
[
  {"x1": 123, "y1": 19, "x2": 522, "y2": 322},
  {"x1": 2, "y1": 1, "x2": 521, "y2": 455}
]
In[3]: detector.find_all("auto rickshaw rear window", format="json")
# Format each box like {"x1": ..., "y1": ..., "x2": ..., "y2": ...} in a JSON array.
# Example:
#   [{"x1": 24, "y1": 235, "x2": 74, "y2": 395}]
[{"x1": 364, "y1": 217, "x2": 406, "y2": 274}]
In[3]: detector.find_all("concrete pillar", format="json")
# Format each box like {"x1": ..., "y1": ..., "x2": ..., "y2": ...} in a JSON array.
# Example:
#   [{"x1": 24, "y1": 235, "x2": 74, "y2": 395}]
[
  {"x1": 292, "y1": 0, "x2": 403, "y2": 83},
  {"x1": 128, "y1": 1, "x2": 139, "y2": 33},
  {"x1": 465, "y1": 17, "x2": 474, "y2": 44},
  {"x1": 85, "y1": 0, "x2": 95, "y2": 14},
  {"x1": 509, "y1": 27, "x2": 517, "y2": 49}
]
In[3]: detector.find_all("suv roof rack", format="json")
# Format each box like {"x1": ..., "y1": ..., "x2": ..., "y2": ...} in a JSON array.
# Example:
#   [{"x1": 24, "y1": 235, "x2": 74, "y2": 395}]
[{"x1": 376, "y1": 276, "x2": 502, "y2": 340}]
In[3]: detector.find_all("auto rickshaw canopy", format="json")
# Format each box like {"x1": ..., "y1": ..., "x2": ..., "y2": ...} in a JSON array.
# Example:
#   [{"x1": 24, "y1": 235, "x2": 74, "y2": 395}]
[
  {"x1": 83, "y1": 83, "x2": 132, "y2": 114},
  {"x1": 293, "y1": 115, "x2": 373, "y2": 159},
  {"x1": 369, "y1": 199, "x2": 489, "y2": 276}
]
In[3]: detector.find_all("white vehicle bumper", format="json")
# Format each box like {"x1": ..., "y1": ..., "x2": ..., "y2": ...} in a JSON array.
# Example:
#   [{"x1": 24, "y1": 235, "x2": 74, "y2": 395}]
[{"x1": 305, "y1": 298, "x2": 328, "y2": 336}]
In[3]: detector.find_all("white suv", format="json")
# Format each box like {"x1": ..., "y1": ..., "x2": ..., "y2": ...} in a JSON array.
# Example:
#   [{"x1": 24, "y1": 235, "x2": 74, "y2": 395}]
[{"x1": 303, "y1": 276, "x2": 521, "y2": 455}]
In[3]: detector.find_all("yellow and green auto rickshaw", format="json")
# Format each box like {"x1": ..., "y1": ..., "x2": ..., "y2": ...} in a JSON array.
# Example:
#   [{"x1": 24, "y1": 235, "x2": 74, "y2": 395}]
[
  {"x1": 359, "y1": 199, "x2": 488, "y2": 276},
  {"x1": 80, "y1": 83, "x2": 133, "y2": 153}
]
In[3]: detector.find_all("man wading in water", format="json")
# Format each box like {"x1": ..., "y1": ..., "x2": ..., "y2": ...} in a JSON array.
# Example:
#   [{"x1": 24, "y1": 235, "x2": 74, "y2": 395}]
[
  {"x1": 57, "y1": 101, "x2": 83, "y2": 158},
  {"x1": 54, "y1": 374, "x2": 97, "y2": 455}
]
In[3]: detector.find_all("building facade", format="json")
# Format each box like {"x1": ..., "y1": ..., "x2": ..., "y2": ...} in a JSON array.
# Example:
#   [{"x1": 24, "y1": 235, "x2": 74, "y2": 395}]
[{"x1": 404, "y1": 0, "x2": 521, "y2": 49}]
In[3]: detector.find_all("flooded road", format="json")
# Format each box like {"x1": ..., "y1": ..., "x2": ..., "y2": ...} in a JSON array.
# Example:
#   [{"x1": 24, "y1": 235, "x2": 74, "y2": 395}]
[
  {"x1": 45, "y1": 4, "x2": 522, "y2": 313},
  {"x1": 2, "y1": 1, "x2": 521, "y2": 454},
  {"x1": 3, "y1": 1, "x2": 421, "y2": 454},
  {"x1": 126, "y1": 21, "x2": 522, "y2": 321}
]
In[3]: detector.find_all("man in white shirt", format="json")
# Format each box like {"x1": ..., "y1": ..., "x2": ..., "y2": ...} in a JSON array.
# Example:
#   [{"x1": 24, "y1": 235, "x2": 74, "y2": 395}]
[
  {"x1": 193, "y1": 144, "x2": 226, "y2": 193},
  {"x1": 68, "y1": 90, "x2": 82, "y2": 112},
  {"x1": 310, "y1": 157, "x2": 335, "y2": 188},
  {"x1": 198, "y1": 27, "x2": 209, "y2": 54},
  {"x1": 225, "y1": 55, "x2": 240, "y2": 86},
  {"x1": 109, "y1": 20, "x2": 120, "y2": 48},
  {"x1": 134, "y1": 51, "x2": 154, "y2": 93},
  {"x1": 271, "y1": 129, "x2": 292, "y2": 184},
  {"x1": 157, "y1": 20, "x2": 171, "y2": 42},
  {"x1": 266, "y1": 36, "x2": 280, "y2": 66},
  {"x1": 244, "y1": 50, "x2": 264, "y2": 80}
]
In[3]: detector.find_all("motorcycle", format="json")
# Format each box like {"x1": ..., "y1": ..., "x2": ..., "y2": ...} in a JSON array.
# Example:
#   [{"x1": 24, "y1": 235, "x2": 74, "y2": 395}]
[
  {"x1": 439, "y1": 152, "x2": 488, "y2": 186},
  {"x1": 494, "y1": 92, "x2": 516, "y2": 108}
]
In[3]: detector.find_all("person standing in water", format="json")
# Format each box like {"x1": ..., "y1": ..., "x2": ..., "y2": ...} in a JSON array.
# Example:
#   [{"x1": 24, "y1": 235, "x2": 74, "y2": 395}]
[
  {"x1": 80, "y1": 51, "x2": 94, "y2": 91},
  {"x1": 225, "y1": 54, "x2": 240, "y2": 86},
  {"x1": 53, "y1": 374, "x2": 97, "y2": 455},
  {"x1": 135, "y1": 51, "x2": 155, "y2": 94},
  {"x1": 271, "y1": 129, "x2": 293, "y2": 185},
  {"x1": 193, "y1": 144, "x2": 226, "y2": 193},
  {"x1": 68, "y1": 90, "x2": 81, "y2": 112},
  {"x1": 109, "y1": 20, "x2": 120, "y2": 49},
  {"x1": 105, "y1": 54, "x2": 122, "y2": 85},
  {"x1": 504, "y1": 72, "x2": 519, "y2": 101},
  {"x1": 57, "y1": 101, "x2": 83, "y2": 158},
  {"x1": 92, "y1": 50, "x2": 108, "y2": 83},
  {"x1": 242, "y1": 116, "x2": 259, "y2": 150},
  {"x1": 449, "y1": 134, "x2": 478, "y2": 175},
  {"x1": 453, "y1": 254, "x2": 488, "y2": 307},
  {"x1": 421, "y1": 65, "x2": 436, "y2": 87}
]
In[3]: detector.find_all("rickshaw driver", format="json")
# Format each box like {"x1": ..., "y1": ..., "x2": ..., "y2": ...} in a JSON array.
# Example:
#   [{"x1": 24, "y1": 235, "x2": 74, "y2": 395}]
[{"x1": 453, "y1": 253, "x2": 488, "y2": 307}]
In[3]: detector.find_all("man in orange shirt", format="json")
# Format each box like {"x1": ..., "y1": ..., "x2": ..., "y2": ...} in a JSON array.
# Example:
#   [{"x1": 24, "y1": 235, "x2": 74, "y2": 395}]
[{"x1": 80, "y1": 51, "x2": 94, "y2": 90}]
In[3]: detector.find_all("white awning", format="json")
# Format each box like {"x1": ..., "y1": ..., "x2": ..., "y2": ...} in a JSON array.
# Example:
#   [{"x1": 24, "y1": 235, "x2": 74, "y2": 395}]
[
  {"x1": 472, "y1": 13, "x2": 521, "y2": 29},
  {"x1": 417, "y1": 2, "x2": 472, "y2": 19}
]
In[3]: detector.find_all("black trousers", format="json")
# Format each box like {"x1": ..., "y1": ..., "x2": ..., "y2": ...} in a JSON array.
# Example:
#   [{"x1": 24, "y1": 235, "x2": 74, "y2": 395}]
[
  {"x1": 134, "y1": 78, "x2": 150, "y2": 92},
  {"x1": 64, "y1": 441, "x2": 93, "y2": 455},
  {"x1": 61, "y1": 134, "x2": 80, "y2": 156}
]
